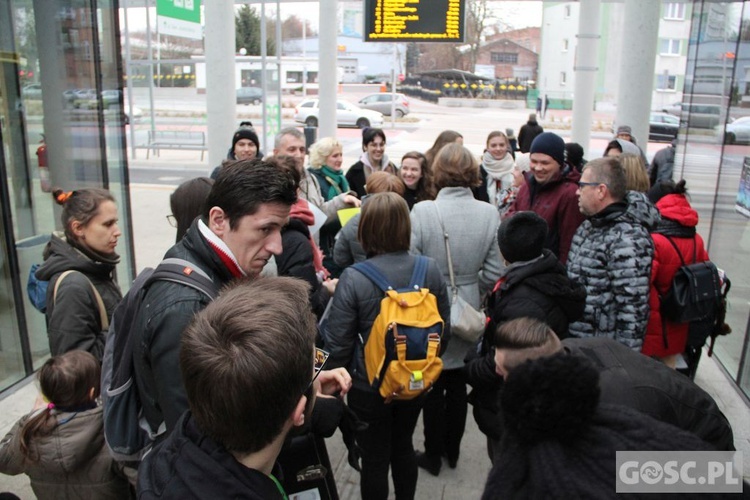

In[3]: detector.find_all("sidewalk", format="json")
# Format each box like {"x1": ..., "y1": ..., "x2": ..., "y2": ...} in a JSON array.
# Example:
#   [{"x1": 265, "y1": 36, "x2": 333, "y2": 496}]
[{"x1": 0, "y1": 334, "x2": 745, "y2": 499}]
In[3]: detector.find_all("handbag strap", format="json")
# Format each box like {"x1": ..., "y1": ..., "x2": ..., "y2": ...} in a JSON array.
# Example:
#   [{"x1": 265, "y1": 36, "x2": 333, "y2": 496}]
[
  {"x1": 433, "y1": 204, "x2": 458, "y2": 296},
  {"x1": 53, "y1": 270, "x2": 109, "y2": 331}
]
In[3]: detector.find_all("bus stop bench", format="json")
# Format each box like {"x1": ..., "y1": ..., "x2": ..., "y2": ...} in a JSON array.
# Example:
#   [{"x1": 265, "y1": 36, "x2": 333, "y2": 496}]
[{"x1": 146, "y1": 130, "x2": 206, "y2": 160}]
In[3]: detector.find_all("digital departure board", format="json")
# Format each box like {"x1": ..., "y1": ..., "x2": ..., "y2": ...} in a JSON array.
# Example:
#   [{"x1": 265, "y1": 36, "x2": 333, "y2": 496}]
[{"x1": 365, "y1": 0, "x2": 465, "y2": 42}]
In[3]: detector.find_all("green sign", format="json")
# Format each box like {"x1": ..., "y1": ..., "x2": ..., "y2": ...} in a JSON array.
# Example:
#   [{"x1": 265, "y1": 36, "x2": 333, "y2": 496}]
[{"x1": 157, "y1": 0, "x2": 202, "y2": 40}]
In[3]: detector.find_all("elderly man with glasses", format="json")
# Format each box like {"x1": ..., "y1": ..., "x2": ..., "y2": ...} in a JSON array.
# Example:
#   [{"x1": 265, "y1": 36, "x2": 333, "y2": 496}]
[{"x1": 566, "y1": 156, "x2": 660, "y2": 350}]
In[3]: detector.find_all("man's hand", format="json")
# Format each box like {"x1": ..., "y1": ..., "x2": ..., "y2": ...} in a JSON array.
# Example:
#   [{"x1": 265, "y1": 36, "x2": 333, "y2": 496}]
[
  {"x1": 343, "y1": 194, "x2": 361, "y2": 207},
  {"x1": 317, "y1": 367, "x2": 352, "y2": 397}
]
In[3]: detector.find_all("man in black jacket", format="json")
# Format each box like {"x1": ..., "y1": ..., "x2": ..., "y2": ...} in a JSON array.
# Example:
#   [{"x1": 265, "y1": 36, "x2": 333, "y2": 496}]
[
  {"x1": 133, "y1": 160, "x2": 299, "y2": 435},
  {"x1": 138, "y1": 278, "x2": 352, "y2": 499},
  {"x1": 517, "y1": 113, "x2": 544, "y2": 153},
  {"x1": 490, "y1": 317, "x2": 735, "y2": 452}
]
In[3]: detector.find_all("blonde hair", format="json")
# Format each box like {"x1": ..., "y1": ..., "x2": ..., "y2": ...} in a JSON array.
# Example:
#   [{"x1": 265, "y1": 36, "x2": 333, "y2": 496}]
[
  {"x1": 619, "y1": 153, "x2": 650, "y2": 193},
  {"x1": 309, "y1": 137, "x2": 343, "y2": 169}
]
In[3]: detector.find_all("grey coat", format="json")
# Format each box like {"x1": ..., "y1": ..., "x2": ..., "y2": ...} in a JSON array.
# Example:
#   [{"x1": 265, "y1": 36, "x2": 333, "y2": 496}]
[
  {"x1": 410, "y1": 187, "x2": 504, "y2": 369},
  {"x1": 333, "y1": 212, "x2": 366, "y2": 268},
  {"x1": 566, "y1": 191, "x2": 660, "y2": 349}
]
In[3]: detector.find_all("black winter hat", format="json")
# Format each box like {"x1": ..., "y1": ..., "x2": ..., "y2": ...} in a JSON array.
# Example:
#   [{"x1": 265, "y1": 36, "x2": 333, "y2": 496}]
[
  {"x1": 231, "y1": 128, "x2": 260, "y2": 153},
  {"x1": 530, "y1": 132, "x2": 565, "y2": 167},
  {"x1": 497, "y1": 211, "x2": 548, "y2": 263},
  {"x1": 482, "y1": 353, "x2": 717, "y2": 500}
]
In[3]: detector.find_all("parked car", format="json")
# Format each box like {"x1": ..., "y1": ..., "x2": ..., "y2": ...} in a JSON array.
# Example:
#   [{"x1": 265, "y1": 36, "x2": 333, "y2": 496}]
[
  {"x1": 662, "y1": 102, "x2": 721, "y2": 129},
  {"x1": 722, "y1": 116, "x2": 750, "y2": 144},
  {"x1": 357, "y1": 93, "x2": 410, "y2": 117},
  {"x1": 294, "y1": 99, "x2": 384, "y2": 128},
  {"x1": 101, "y1": 90, "x2": 123, "y2": 109},
  {"x1": 21, "y1": 84, "x2": 43, "y2": 100},
  {"x1": 236, "y1": 87, "x2": 263, "y2": 105},
  {"x1": 648, "y1": 112, "x2": 680, "y2": 142}
]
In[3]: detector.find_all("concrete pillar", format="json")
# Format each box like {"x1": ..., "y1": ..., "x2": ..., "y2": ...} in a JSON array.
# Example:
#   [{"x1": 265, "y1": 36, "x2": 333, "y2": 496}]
[
  {"x1": 571, "y1": 0, "x2": 601, "y2": 150},
  {"x1": 318, "y1": 0, "x2": 338, "y2": 139},
  {"x1": 615, "y1": 0, "x2": 661, "y2": 147},
  {"x1": 205, "y1": 1, "x2": 236, "y2": 168}
]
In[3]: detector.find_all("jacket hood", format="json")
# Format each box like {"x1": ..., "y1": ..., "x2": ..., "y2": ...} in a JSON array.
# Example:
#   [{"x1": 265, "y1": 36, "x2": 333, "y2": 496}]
[
  {"x1": 139, "y1": 413, "x2": 283, "y2": 499},
  {"x1": 596, "y1": 191, "x2": 660, "y2": 230},
  {"x1": 655, "y1": 194, "x2": 698, "y2": 227},
  {"x1": 615, "y1": 139, "x2": 641, "y2": 156},
  {"x1": 30, "y1": 407, "x2": 106, "y2": 473},
  {"x1": 503, "y1": 250, "x2": 587, "y2": 321},
  {"x1": 35, "y1": 233, "x2": 116, "y2": 281}
]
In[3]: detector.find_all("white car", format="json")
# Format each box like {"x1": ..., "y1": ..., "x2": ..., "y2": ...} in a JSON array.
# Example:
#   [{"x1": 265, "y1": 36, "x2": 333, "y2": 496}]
[
  {"x1": 294, "y1": 99, "x2": 384, "y2": 128},
  {"x1": 723, "y1": 116, "x2": 750, "y2": 144}
]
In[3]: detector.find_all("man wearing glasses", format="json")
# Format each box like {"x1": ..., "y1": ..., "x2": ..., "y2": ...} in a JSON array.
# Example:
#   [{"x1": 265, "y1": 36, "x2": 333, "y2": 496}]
[
  {"x1": 138, "y1": 277, "x2": 351, "y2": 499},
  {"x1": 566, "y1": 156, "x2": 659, "y2": 350}
]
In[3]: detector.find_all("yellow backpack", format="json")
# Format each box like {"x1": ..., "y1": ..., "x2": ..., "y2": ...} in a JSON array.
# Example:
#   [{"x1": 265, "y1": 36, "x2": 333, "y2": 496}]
[{"x1": 353, "y1": 256, "x2": 444, "y2": 402}]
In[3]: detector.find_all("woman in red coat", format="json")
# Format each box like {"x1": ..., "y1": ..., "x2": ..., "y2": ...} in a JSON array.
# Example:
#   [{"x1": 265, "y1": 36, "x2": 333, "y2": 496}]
[{"x1": 643, "y1": 180, "x2": 709, "y2": 368}]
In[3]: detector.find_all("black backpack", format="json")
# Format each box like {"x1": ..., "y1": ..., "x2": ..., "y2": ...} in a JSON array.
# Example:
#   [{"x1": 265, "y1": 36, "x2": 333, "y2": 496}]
[
  {"x1": 101, "y1": 258, "x2": 219, "y2": 462},
  {"x1": 659, "y1": 236, "x2": 731, "y2": 353},
  {"x1": 660, "y1": 236, "x2": 721, "y2": 324}
]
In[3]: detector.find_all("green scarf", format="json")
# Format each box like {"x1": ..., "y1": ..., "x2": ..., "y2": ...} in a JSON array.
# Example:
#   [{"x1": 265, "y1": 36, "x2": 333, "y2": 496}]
[{"x1": 320, "y1": 165, "x2": 349, "y2": 201}]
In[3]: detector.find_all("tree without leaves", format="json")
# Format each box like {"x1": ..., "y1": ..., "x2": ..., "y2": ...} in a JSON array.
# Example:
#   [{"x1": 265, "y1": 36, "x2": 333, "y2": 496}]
[
  {"x1": 281, "y1": 15, "x2": 317, "y2": 40},
  {"x1": 466, "y1": 0, "x2": 491, "y2": 71}
]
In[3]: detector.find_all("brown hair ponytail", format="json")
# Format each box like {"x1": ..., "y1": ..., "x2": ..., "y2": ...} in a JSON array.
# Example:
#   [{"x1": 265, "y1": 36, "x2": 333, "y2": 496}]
[{"x1": 19, "y1": 351, "x2": 100, "y2": 461}]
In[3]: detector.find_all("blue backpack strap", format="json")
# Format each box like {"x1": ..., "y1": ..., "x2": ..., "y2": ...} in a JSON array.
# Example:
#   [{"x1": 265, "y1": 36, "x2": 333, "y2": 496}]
[
  {"x1": 352, "y1": 261, "x2": 392, "y2": 292},
  {"x1": 408, "y1": 256, "x2": 429, "y2": 289}
]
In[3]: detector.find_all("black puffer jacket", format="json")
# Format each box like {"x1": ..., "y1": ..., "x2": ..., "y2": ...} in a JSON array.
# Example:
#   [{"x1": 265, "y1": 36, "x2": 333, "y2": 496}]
[
  {"x1": 277, "y1": 218, "x2": 331, "y2": 319},
  {"x1": 35, "y1": 233, "x2": 122, "y2": 361},
  {"x1": 133, "y1": 220, "x2": 235, "y2": 434},
  {"x1": 465, "y1": 250, "x2": 586, "y2": 440},
  {"x1": 565, "y1": 338, "x2": 735, "y2": 451},
  {"x1": 486, "y1": 250, "x2": 586, "y2": 338}
]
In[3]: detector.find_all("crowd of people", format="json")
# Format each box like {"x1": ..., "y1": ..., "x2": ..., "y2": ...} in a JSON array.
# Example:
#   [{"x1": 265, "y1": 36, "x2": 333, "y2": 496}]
[{"x1": 0, "y1": 116, "x2": 740, "y2": 500}]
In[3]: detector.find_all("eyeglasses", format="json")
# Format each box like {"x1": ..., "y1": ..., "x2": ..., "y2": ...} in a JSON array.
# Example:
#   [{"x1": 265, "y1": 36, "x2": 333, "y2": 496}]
[
  {"x1": 166, "y1": 215, "x2": 177, "y2": 227},
  {"x1": 577, "y1": 181, "x2": 603, "y2": 189},
  {"x1": 305, "y1": 347, "x2": 330, "y2": 394}
]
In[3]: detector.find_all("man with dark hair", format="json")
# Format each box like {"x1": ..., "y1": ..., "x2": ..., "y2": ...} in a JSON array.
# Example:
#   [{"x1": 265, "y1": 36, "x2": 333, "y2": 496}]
[
  {"x1": 138, "y1": 277, "x2": 352, "y2": 498},
  {"x1": 567, "y1": 157, "x2": 658, "y2": 349},
  {"x1": 504, "y1": 132, "x2": 585, "y2": 264},
  {"x1": 133, "y1": 160, "x2": 299, "y2": 436},
  {"x1": 489, "y1": 318, "x2": 735, "y2": 452}
]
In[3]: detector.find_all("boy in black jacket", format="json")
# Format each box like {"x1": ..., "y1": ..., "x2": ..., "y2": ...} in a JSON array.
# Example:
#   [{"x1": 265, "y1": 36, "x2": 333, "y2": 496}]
[{"x1": 465, "y1": 211, "x2": 586, "y2": 460}]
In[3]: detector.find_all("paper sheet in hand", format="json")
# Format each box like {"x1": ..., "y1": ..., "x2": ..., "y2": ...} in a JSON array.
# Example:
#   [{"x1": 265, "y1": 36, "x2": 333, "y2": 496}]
[
  {"x1": 338, "y1": 207, "x2": 361, "y2": 227},
  {"x1": 309, "y1": 203, "x2": 326, "y2": 235}
]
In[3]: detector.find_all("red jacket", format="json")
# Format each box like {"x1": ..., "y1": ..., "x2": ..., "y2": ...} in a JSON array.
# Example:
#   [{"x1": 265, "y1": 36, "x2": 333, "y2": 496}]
[
  {"x1": 643, "y1": 194, "x2": 709, "y2": 357},
  {"x1": 504, "y1": 167, "x2": 584, "y2": 264}
]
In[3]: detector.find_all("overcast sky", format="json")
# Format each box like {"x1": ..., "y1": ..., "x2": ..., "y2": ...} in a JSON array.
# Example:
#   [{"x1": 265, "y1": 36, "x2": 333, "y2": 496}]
[{"x1": 121, "y1": 1, "x2": 543, "y2": 34}]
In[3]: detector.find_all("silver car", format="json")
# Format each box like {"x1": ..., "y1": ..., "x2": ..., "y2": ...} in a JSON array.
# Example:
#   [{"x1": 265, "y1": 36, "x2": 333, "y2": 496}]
[
  {"x1": 294, "y1": 99, "x2": 384, "y2": 128},
  {"x1": 357, "y1": 93, "x2": 410, "y2": 117}
]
